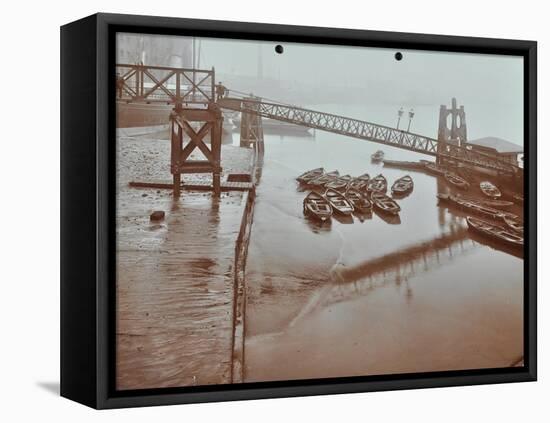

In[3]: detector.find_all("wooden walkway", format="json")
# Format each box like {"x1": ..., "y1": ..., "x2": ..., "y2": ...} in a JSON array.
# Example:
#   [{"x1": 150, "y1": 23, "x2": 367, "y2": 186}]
[{"x1": 129, "y1": 179, "x2": 254, "y2": 192}]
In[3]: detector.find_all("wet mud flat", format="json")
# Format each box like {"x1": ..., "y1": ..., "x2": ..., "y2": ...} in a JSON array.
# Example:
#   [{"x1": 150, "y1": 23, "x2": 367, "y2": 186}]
[
  {"x1": 242, "y1": 135, "x2": 523, "y2": 383},
  {"x1": 116, "y1": 135, "x2": 252, "y2": 390}
]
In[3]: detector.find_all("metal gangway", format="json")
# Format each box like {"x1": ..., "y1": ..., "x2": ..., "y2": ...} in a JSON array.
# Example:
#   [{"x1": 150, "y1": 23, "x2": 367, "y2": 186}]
[{"x1": 218, "y1": 96, "x2": 519, "y2": 175}]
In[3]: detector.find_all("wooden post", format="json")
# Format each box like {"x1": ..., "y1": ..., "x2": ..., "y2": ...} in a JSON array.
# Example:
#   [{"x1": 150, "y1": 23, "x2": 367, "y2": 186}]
[
  {"x1": 211, "y1": 106, "x2": 222, "y2": 196},
  {"x1": 170, "y1": 112, "x2": 182, "y2": 197}
]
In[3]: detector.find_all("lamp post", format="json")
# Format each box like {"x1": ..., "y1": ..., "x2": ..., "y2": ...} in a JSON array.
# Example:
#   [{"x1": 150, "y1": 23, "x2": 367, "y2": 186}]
[
  {"x1": 396, "y1": 107, "x2": 404, "y2": 129},
  {"x1": 407, "y1": 108, "x2": 415, "y2": 132}
]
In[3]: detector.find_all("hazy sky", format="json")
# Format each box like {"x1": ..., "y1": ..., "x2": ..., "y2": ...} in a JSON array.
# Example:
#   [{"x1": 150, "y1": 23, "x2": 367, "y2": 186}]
[
  {"x1": 119, "y1": 33, "x2": 524, "y2": 146},
  {"x1": 200, "y1": 38, "x2": 523, "y2": 144}
]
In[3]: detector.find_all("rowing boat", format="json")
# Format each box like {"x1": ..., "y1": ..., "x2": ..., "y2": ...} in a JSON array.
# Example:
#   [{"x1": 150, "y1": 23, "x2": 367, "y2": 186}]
[
  {"x1": 367, "y1": 174, "x2": 387, "y2": 193},
  {"x1": 326, "y1": 175, "x2": 353, "y2": 192},
  {"x1": 391, "y1": 175, "x2": 414, "y2": 196},
  {"x1": 480, "y1": 181, "x2": 501, "y2": 199},
  {"x1": 456, "y1": 195, "x2": 514, "y2": 210},
  {"x1": 345, "y1": 189, "x2": 372, "y2": 213},
  {"x1": 308, "y1": 170, "x2": 339, "y2": 187},
  {"x1": 503, "y1": 216, "x2": 524, "y2": 233},
  {"x1": 371, "y1": 191, "x2": 401, "y2": 215},
  {"x1": 437, "y1": 193, "x2": 518, "y2": 221},
  {"x1": 324, "y1": 188, "x2": 354, "y2": 215},
  {"x1": 466, "y1": 216, "x2": 523, "y2": 249},
  {"x1": 444, "y1": 172, "x2": 470, "y2": 190},
  {"x1": 347, "y1": 178, "x2": 367, "y2": 192},
  {"x1": 371, "y1": 150, "x2": 384, "y2": 162},
  {"x1": 356, "y1": 173, "x2": 371, "y2": 183},
  {"x1": 296, "y1": 167, "x2": 324, "y2": 184},
  {"x1": 303, "y1": 191, "x2": 332, "y2": 222}
]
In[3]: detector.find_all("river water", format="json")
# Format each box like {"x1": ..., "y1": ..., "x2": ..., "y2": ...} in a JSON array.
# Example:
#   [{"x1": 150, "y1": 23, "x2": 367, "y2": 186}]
[{"x1": 241, "y1": 104, "x2": 524, "y2": 383}]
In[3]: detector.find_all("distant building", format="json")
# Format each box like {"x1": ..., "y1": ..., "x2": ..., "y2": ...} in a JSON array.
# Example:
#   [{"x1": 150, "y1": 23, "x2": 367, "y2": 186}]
[{"x1": 466, "y1": 136, "x2": 523, "y2": 166}]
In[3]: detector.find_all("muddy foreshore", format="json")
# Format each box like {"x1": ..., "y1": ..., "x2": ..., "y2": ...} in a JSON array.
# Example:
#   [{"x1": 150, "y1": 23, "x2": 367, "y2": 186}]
[{"x1": 116, "y1": 135, "x2": 253, "y2": 390}]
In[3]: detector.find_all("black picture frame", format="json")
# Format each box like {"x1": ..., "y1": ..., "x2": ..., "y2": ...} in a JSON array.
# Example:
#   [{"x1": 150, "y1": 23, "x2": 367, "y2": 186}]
[{"x1": 61, "y1": 13, "x2": 537, "y2": 409}]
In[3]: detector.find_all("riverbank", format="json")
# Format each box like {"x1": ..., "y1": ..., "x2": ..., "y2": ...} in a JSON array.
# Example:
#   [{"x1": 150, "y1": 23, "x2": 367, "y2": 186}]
[{"x1": 116, "y1": 134, "x2": 254, "y2": 390}]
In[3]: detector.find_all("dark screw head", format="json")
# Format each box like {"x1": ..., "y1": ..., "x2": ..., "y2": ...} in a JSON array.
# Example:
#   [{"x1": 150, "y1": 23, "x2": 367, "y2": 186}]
[
  {"x1": 275, "y1": 45, "x2": 284, "y2": 54},
  {"x1": 395, "y1": 52, "x2": 403, "y2": 61}
]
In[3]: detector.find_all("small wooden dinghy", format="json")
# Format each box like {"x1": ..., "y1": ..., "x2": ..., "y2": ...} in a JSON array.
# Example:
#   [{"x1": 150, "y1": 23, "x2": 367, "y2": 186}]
[
  {"x1": 347, "y1": 178, "x2": 367, "y2": 192},
  {"x1": 424, "y1": 162, "x2": 446, "y2": 176},
  {"x1": 503, "y1": 216, "x2": 524, "y2": 233},
  {"x1": 466, "y1": 216, "x2": 523, "y2": 249},
  {"x1": 326, "y1": 175, "x2": 352, "y2": 192},
  {"x1": 371, "y1": 150, "x2": 384, "y2": 162},
  {"x1": 444, "y1": 172, "x2": 470, "y2": 190},
  {"x1": 456, "y1": 195, "x2": 514, "y2": 210},
  {"x1": 345, "y1": 189, "x2": 372, "y2": 213},
  {"x1": 437, "y1": 193, "x2": 518, "y2": 221},
  {"x1": 309, "y1": 170, "x2": 339, "y2": 187},
  {"x1": 347, "y1": 173, "x2": 370, "y2": 191},
  {"x1": 391, "y1": 175, "x2": 414, "y2": 196},
  {"x1": 324, "y1": 188, "x2": 354, "y2": 215},
  {"x1": 303, "y1": 191, "x2": 333, "y2": 222},
  {"x1": 371, "y1": 191, "x2": 401, "y2": 215},
  {"x1": 480, "y1": 181, "x2": 502, "y2": 199},
  {"x1": 296, "y1": 167, "x2": 324, "y2": 184},
  {"x1": 367, "y1": 174, "x2": 387, "y2": 193}
]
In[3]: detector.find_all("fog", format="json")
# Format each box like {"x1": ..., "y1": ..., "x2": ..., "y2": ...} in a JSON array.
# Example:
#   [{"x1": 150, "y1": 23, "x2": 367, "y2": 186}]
[{"x1": 118, "y1": 33, "x2": 524, "y2": 146}]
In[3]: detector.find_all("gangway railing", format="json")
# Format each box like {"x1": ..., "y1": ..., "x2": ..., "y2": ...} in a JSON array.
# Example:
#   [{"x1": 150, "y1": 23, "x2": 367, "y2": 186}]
[
  {"x1": 218, "y1": 97, "x2": 520, "y2": 175},
  {"x1": 116, "y1": 64, "x2": 215, "y2": 105}
]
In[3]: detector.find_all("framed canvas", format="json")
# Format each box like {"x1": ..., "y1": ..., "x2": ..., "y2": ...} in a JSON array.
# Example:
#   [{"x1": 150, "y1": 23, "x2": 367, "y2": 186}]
[{"x1": 60, "y1": 13, "x2": 537, "y2": 409}]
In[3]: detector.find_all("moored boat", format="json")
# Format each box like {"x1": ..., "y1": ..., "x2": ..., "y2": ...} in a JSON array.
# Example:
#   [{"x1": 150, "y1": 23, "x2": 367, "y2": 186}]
[
  {"x1": 371, "y1": 191, "x2": 401, "y2": 215},
  {"x1": 308, "y1": 170, "x2": 339, "y2": 187},
  {"x1": 371, "y1": 150, "x2": 384, "y2": 162},
  {"x1": 480, "y1": 181, "x2": 502, "y2": 199},
  {"x1": 303, "y1": 191, "x2": 333, "y2": 222},
  {"x1": 437, "y1": 193, "x2": 517, "y2": 221},
  {"x1": 367, "y1": 174, "x2": 387, "y2": 193},
  {"x1": 456, "y1": 195, "x2": 514, "y2": 210},
  {"x1": 347, "y1": 178, "x2": 368, "y2": 192},
  {"x1": 326, "y1": 175, "x2": 353, "y2": 192},
  {"x1": 503, "y1": 216, "x2": 524, "y2": 233},
  {"x1": 356, "y1": 173, "x2": 371, "y2": 183},
  {"x1": 444, "y1": 172, "x2": 470, "y2": 190},
  {"x1": 466, "y1": 216, "x2": 523, "y2": 249},
  {"x1": 324, "y1": 188, "x2": 354, "y2": 215},
  {"x1": 296, "y1": 167, "x2": 324, "y2": 184},
  {"x1": 345, "y1": 189, "x2": 372, "y2": 213},
  {"x1": 391, "y1": 175, "x2": 414, "y2": 196}
]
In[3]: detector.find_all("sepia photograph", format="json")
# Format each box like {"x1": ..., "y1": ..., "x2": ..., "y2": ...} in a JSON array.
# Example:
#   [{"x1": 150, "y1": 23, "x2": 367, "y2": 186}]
[{"x1": 114, "y1": 32, "x2": 525, "y2": 391}]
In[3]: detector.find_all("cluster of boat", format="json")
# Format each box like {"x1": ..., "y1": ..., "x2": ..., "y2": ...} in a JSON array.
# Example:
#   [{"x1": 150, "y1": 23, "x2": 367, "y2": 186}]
[
  {"x1": 437, "y1": 193, "x2": 524, "y2": 250},
  {"x1": 383, "y1": 157, "x2": 524, "y2": 251},
  {"x1": 297, "y1": 167, "x2": 414, "y2": 223}
]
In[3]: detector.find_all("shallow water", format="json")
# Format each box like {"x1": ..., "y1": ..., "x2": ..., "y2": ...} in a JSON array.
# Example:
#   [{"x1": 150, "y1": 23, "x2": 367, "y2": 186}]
[
  {"x1": 116, "y1": 136, "x2": 252, "y2": 389},
  {"x1": 242, "y1": 106, "x2": 524, "y2": 382}
]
